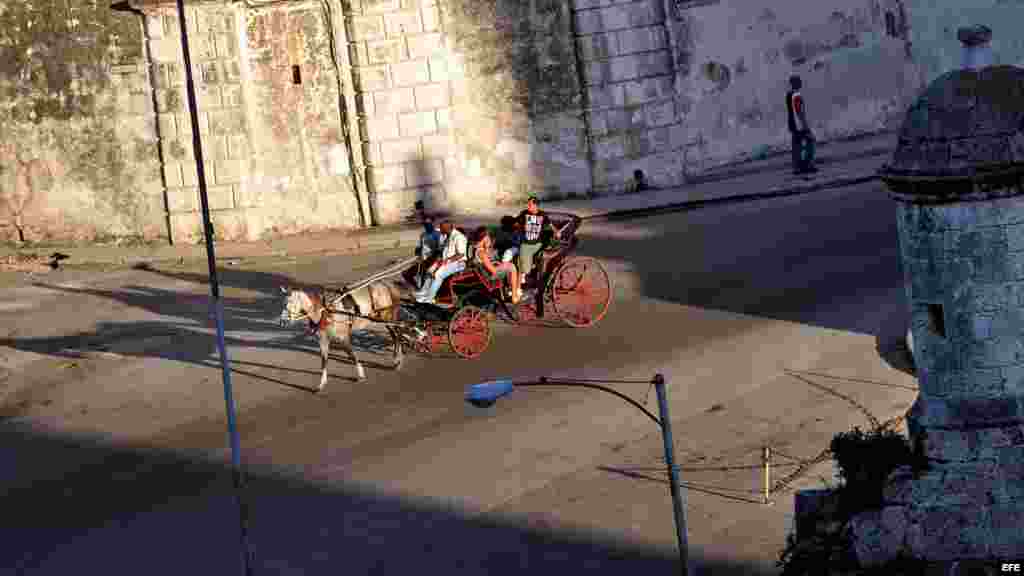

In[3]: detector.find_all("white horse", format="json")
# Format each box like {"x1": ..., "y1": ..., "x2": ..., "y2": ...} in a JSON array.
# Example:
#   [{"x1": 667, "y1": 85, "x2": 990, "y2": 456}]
[{"x1": 278, "y1": 282, "x2": 406, "y2": 392}]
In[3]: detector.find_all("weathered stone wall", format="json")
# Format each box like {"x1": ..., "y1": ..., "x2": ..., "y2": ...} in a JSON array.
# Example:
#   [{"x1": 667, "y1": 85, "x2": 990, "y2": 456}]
[
  {"x1": 578, "y1": 0, "x2": 686, "y2": 193},
  {"x1": 344, "y1": 0, "x2": 589, "y2": 221},
  {"x1": 14, "y1": 0, "x2": 1023, "y2": 242},
  {"x1": 346, "y1": 0, "x2": 456, "y2": 222},
  {"x1": 896, "y1": 197, "x2": 1024, "y2": 424},
  {"x1": 243, "y1": 1, "x2": 363, "y2": 239},
  {"x1": 675, "y1": 0, "x2": 920, "y2": 172},
  {"x1": 441, "y1": 0, "x2": 590, "y2": 209},
  {"x1": 0, "y1": 1, "x2": 165, "y2": 244},
  {"x1": 140, "y1": 1, "x2": 363, "y2": 243},
  {"x1": 144, "y1": 3, "x2": 244, "y2": 243}
]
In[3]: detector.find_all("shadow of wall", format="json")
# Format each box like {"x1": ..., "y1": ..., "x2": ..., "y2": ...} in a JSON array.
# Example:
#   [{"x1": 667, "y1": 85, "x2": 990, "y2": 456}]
[{"x1": 1, "y1": 419, "x2": 780, "y2": 574}]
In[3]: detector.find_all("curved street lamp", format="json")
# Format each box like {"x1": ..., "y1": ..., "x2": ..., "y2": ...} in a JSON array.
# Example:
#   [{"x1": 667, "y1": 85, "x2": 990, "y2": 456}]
[{"x1": 465, "y1": 374, "x2": 689, "y2": 576}]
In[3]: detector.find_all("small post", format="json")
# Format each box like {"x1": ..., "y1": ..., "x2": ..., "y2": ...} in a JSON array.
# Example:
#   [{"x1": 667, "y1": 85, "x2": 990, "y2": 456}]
[
  {"x1": 762, "y1": 446, "x2": 772, "y2": 505},
  {"x1": 654, "y1": 374, "x2": 689, "y2": 576}
]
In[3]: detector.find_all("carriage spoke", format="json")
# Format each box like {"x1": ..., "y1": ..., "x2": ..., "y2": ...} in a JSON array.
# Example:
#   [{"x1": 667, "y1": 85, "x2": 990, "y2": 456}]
[
  {"x1": 551, "y1": 257, "x2": 611, "y2": 328},
  {"x1": 449, "y1": 306, "x2": 491, "y2": 358}
]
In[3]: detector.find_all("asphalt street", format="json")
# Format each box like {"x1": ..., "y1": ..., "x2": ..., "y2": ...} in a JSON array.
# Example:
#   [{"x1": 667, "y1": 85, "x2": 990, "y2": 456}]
[{"x1": 0, "y1": 180, "x2": 918, "y2": 575}]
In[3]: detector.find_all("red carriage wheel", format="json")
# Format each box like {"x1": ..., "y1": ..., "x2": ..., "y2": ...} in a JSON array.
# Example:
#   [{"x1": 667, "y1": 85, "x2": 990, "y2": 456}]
[
  {"x1": 448, "y1": 306, "x2": 492, "y2": 359},
  {"x1": 406, "y1": 322, "x2": 440, "y2": 355},
  {"x1": 550, "y1": 257, "x2": 612, "y2": 328},
  {"x1": 430, "y1": 322, "x2": 448, "y2": 352}
]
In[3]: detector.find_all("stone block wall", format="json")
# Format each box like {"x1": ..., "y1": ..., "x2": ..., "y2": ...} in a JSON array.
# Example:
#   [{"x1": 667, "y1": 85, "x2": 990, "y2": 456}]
[
  {"x1": 243, "y1": 2, "x2": 362, "y2": 239},
  {"x1": 145, "y1": 4, "x2": 249, "y2": 242},
  {"x1": 440, "y1": 0, "x2": 590, "y2": 211},
  {"x1": 348, "y1": 0, "x2": 454, "y2": 222},
  {"x1": 576, "y1": 0, "x2": 687, "y2": 193},
  {"x1": 9, "y1": 0, "x2": 1007, "y2": 242},
  {"x1": 854, "y1": 191, "x2": 1024, "y2": 561},
  {"x1": 896, "y1": 196, "x2": 1024, "y2": 429},
  {"x1": 674, "y1": 0, "x2": 920, "y2": 172},
  {"x1": 140, "y1": 2, "x2": 363, "y2": 243}
]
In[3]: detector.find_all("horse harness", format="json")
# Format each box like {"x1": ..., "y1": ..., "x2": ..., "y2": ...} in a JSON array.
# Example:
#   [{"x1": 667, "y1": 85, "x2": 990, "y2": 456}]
[
  {"x1": 304, "y1": 285, "x2": 399, "y2": 336},
  {"x1": 305, "y1": 291, "x2": 332, "y2": 333},
  {"x1": 311, "y1": 286, "x2": 372, "y2": 329}
]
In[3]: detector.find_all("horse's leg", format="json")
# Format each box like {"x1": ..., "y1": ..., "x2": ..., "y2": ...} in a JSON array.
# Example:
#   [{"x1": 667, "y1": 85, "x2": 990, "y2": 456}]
[
  {"x1": 344, "y1": 326, "x2": 366, "y2": 381},
  {"x1": 387, "y1": 325, "x2": 404, "y2": 370},
  {"x1": 317, "y1": 330, "x2": 330, "y2": 393}
]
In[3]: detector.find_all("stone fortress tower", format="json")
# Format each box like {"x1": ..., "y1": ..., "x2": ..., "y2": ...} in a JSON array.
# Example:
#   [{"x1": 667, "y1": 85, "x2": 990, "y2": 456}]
[{"x1": 852, "y1": 25, "x2": 1024, "y2": 566}]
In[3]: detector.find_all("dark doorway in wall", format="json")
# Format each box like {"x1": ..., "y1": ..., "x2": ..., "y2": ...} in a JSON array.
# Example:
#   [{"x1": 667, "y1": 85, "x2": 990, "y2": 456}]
[{"x1": 292, "y1": 65, "x2": 302, "y2": 85}]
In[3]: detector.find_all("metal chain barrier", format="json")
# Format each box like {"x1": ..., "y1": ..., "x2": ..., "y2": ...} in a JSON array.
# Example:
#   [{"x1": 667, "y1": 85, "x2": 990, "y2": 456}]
[
  {"x1": 782, "y1": 369, "x2": 881, "y2": 430},
  {"x1": 629, "y1": 369, "x2": 915, "y2": 502}
]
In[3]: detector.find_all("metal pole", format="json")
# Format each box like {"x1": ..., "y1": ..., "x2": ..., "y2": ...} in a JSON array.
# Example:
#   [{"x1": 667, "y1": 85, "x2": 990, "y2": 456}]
[
  {"x1": 762, "y1": 446, "x2": 772, "y2": 505},
  {"x1": 175, "y1": 2, "x2": 253, "y2": 574},
  {"x1": 653, "y1": 374, "x2": 689, "y2": 576}
]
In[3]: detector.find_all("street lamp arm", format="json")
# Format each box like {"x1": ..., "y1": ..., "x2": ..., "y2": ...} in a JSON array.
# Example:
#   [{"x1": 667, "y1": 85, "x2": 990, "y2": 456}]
[
  {"x1": 517, "y1": 378, "x2": 663, "y2": 429},
  {"x1": 466, "y1": 373, "x2": 687, "y2": 574}
]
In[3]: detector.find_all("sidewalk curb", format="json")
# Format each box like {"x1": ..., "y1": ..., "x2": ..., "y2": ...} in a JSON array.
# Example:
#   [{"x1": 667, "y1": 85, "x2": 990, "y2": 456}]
[
  {"x1": 127, "y1": 228, "x2": 425, "y2": 267},
  {"x1": 588, "y1": 173, "x2": 880, "y2": 222},
  {"x1": 3, "y1": 172, "x2": 880, "y2": 268},
  {"x1": 698, "y1": 129, "x2": 896, "y2": 177},
  {"x1": 693, "y1": 147, "x2": 890, "y2": 186},
  {"x1": 8, "y1": 228, "x2": 425, "y2": 268}
]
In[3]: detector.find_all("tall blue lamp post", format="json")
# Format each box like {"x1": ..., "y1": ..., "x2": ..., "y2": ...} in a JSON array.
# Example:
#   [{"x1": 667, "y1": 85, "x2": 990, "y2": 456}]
[
  {"x1": 109, "y1": 1, "x2": 253, "y2": 573},
  {"x1": 174, "y1": 1, "x2": 253, "y2": 574},
  {"x1": 465, "y1": 374, "x2": 689, "y2": 575}
]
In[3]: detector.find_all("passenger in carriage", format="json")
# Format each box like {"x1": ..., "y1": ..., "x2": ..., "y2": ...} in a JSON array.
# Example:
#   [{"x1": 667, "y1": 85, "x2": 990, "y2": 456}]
[
  {"x1": 403, "y1": 214, "x2": 443, "y2": 289},
  {"x1": 472, "y1": 226, "x2": 522, "y2": 304},
  {"x1": 414, "y1": 219, "x2": 468, "y2": 304},
  {"x1": 492, "y1": 215, "x2": 522, "y2": 264}
]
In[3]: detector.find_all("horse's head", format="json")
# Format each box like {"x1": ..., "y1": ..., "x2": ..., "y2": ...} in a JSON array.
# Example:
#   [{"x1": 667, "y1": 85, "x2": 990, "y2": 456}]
[{"x1": 278, "y1": 286, "x2": 310, "y2": 326}]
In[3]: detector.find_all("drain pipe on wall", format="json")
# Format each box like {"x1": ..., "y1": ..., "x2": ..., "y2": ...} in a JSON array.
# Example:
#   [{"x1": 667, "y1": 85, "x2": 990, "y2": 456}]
[
  {"x1": 324, "y1": 0, "x2": 377, "y2": 227},
  {"x1": 564, "y1": 0, "x2": 598, "y2": 198},
  {"x1": 110, "y1": 1, "x2": 176, "y2": 245}
]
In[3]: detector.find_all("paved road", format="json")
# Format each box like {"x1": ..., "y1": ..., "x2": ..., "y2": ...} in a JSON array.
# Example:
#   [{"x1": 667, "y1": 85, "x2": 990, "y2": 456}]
[{"x1": 0, "y1": 181, "x2": 918, "y2": 575}]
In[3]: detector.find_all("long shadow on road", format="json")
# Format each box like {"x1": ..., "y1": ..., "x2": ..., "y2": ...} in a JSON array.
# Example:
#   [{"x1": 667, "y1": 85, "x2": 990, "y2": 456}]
[
  {"x1": 0, "y1": 263, "x2": 417, "y2": 410},
  {"x1": 1, "y1": 421, "x2": 774, "y2": 575},
  {"x1": 0, "y1": 252, "x2": 549, "y2": 407},
  {"x1": 0, "y1": 191, "x2": 912, "y2": 574},
  {"x1": 572, "y1": 187, "x2": 915, "y2": 375}
]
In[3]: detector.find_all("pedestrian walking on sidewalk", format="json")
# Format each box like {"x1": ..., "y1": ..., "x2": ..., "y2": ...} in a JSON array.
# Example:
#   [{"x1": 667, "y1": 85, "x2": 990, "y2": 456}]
[{"x1": 786, "y1": 75, "x2": 818, "y2": 175}]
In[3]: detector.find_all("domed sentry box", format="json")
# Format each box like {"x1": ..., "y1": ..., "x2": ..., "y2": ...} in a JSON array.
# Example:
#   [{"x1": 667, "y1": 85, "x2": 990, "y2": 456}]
[{"x1": 849, "y1": 26, "x2": 1024, "y2": 568}]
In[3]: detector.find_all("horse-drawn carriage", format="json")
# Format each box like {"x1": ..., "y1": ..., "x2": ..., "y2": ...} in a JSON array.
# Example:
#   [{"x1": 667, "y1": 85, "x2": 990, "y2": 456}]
[
  {"x1": 398, "y1": 211, "x2": 612, "y2": 356},
  {"x1": 278, "y1": 211, "x2": 611, "y2": 392}
]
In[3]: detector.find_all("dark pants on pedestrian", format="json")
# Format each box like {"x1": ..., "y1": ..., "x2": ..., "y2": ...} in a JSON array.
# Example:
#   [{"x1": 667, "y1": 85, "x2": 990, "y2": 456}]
[{"x1": 791, "y1": 130, "x2": 815, "y2": 172}]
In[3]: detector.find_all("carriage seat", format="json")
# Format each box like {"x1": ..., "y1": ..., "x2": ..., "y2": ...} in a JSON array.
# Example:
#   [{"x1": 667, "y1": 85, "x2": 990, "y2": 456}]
[{"x1": 446, "y1": 264, "x2": 502, "y2": 293}]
